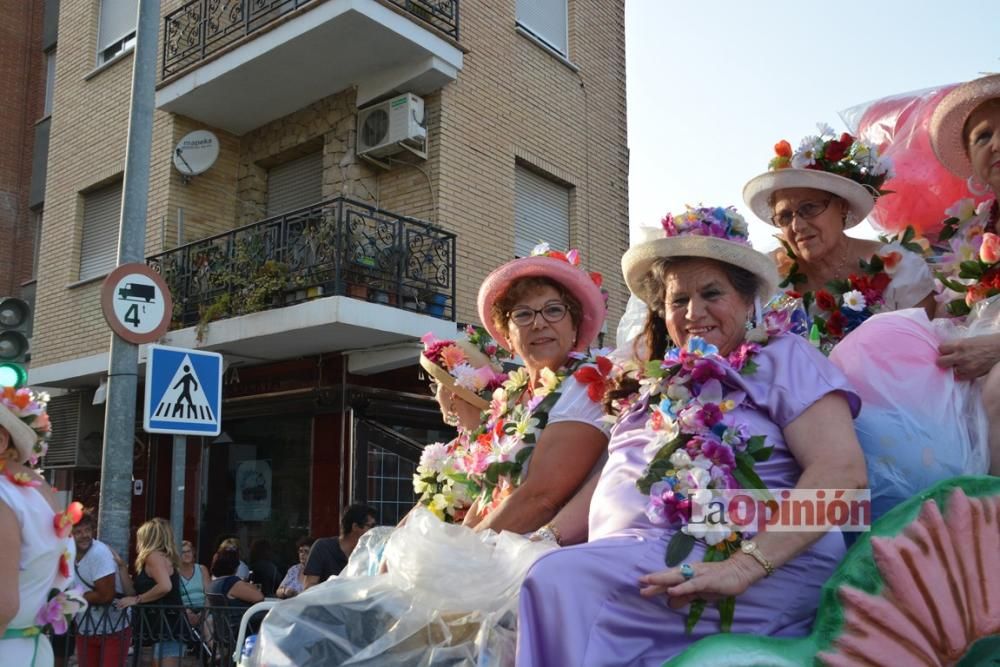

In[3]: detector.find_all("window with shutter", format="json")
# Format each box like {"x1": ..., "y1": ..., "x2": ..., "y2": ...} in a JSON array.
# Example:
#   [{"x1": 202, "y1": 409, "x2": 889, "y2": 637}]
[
  {"x1": 515, "y1": 0, "x2": 568, "y2": 56},
  {"x1": 97, "y1": 0, "x2": 138, "y2": 64},
  {"x1": 266, "y1": 151, "x2": 324, "y2": 217},
  {"x1": 514, "y1": 165, "x2": 570, "y2": 258},
  {"x1": 79, "y1": 182, "x2": 122, "y2": 281}
]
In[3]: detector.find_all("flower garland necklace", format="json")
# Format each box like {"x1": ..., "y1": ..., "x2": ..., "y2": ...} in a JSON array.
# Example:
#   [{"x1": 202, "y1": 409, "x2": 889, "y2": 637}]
[
  {"x1": 414, "y1": 353, "x2": 593, "y2": 521},
  {"x1": 777, "y1": 226, "x2": 923, "y2": 353},
  {"x1": 933, "y1": 197, "x2": 1000, "y2": 317},
  {"x1": 622, "y1": 336, "x2": 775, "y2": 633}
]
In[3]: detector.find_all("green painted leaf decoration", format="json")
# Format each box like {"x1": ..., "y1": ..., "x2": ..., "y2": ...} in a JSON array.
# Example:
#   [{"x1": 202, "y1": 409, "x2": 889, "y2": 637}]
[{"x1": 665, "y1": 531, "x2": 696, "y2": 567}]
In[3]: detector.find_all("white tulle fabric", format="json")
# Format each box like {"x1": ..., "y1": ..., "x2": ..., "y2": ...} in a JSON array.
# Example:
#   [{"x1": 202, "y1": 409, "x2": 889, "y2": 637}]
[{"x1": 250, "y1": 510, "x2": 555, "y2": 666}]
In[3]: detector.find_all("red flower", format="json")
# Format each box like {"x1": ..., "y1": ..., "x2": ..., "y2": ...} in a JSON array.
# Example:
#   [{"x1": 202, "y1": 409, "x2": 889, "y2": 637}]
[
  {"x1": 839, "y1": 132, "x2": 854, "y2": 146},
  {"x1": 59, "y1": 550, "x2": 71, "y2": 578},
  {"x1": 826, "y1": 310, "x2": 847, "y2": 338},
  {"x1": 824, "y1": 139, "x2": 847, "y2": 163},
  {"x1": 573, "y1": 356, "x2": 614, "y2": 403},
  {"x1": 869, "y1": 272, "x2": 891, "y2": 294},
  {"x1": 774, "y1": 140, "x2": 793, "y2": 158},
  {"x1": 815, "y1": 289, "x2": 837, "y2": 311},
  {"x1": 53, "y1": 501, "x2": 83, "y2": 538},
  {"x1": 785, "y1": 290, "x2": 802, "y2": 299},
  {"x1": 589, "y1": 271, "x2": 603, "y2": 288}
]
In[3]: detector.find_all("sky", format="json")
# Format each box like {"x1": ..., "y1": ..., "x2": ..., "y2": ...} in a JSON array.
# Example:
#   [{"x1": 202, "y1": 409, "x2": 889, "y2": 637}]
[{"x1": 625, "y1": 0, "x2": 1000, "y2": 251}]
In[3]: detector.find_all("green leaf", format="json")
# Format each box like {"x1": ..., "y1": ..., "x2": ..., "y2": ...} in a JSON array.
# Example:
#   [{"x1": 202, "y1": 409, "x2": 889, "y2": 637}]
[
  {"x1": 665, "y1": 532, "x2": 696, "y2": 567},
  {"x1": 515, "y1": 445, "x2": 534, "y2": 467},
  {"x1": 684, "y1": 600, "x2": 708, "y2": 635},
  {"x1": 745, "y1": 435, "x2": 766, "y2": 452},
  {"x1": 733, "y1": 455, "x2": 770, "y2": 495},
  {"x1": 718, "y1": 595, "x2": 736, "y2": 633},
  {"x1": 867, "y1": 254, "x2": 884, "y2": 273},
  {"x1": 936, "y1": 273, "x2": 969, "y2": 293},
  {"x1": 739, "y1": 359, "x2": 759, "y2": 376},
  {"x1": 946, "y1": 299, "x2": 972, "y2": 317},
  {"x1": 644, "y1": 360, "x2": 666, "y2": 377},
  {"x1": 750, "y1": 446, "x2": 774, "y2": 462},
  {"x1": 959, "y1": 260, "x2": 984, "y2": 279}
]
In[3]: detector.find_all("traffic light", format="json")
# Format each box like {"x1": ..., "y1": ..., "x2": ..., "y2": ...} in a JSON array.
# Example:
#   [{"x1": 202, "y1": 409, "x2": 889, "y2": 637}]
[{"x1": 0, "y1": 297, "x2": 30, "y2": 388}]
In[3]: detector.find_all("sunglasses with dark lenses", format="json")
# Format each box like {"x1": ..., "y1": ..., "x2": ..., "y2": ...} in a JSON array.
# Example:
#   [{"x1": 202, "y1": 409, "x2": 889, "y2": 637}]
[
  {"x1": 771, "y1": 199, "x2": 832, "y2": 227},
  {"x1": 508, "y1": 302, "x2": 569, "y2": 328}
]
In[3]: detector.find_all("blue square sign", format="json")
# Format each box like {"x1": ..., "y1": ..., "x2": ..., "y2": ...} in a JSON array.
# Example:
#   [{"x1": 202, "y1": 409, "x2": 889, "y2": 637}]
[{"x1": 144, "y1": 344, "x2": 223, "y2": 436}]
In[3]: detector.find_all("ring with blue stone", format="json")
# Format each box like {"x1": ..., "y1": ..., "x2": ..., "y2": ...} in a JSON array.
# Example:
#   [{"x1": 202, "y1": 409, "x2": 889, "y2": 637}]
[{"x1": 680, "y1": 563, "x2": 695, "y2": 580}]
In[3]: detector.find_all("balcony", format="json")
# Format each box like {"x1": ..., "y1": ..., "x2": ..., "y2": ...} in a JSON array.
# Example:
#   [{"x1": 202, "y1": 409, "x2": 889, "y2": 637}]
[
  {"x1": 157, "y1": 0, "x2": 463, "y2": 134},
  {"x1": 146, "y1": 196, "x2": 457, "y2": 363}
]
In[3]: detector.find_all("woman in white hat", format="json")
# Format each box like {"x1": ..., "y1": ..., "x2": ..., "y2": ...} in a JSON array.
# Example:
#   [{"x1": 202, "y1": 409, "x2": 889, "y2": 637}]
[
  {"x1": 517, "y1": 206, "x2": 866, "y2": 666},
  {"x1": 743, "y1": 124, "x2": 935, "y2": 352},
  {"x1": 0, "y1": 386, "x2": 84, "y2": 666}
]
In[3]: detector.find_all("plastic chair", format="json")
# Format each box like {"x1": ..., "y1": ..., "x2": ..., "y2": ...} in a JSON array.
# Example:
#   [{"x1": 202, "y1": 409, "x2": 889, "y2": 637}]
[{"x1": 232, "y1": 600, "x2": 279, "y2": 666}]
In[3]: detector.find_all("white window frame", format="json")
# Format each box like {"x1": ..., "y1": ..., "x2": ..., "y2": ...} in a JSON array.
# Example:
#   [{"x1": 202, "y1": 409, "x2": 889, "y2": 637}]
[
  {"x1": 97, "y1": 0, "x2": 138, "y2": 65},
  {"x1": 515, "y1": 0, "x2": 569, "y2": 57}
]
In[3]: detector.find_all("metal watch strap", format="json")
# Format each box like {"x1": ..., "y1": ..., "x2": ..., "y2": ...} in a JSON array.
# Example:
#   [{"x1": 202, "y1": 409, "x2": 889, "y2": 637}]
[{"x1": 742, "y1": 540, "x2": 774, "y2": 577}]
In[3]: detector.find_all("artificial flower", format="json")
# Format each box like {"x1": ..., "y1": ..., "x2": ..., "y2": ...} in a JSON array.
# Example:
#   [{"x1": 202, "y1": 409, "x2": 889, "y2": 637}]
[
  {"x1": 53, "y1": 502, "x2": 83, "y2": 538},
  {"x1": 573, "y1": 356, "x2": 614, "y2": 402},
  {"x1": 841, "y1": 290, "x2": 867, "y2": 312},
  {"x1": 438, "y1": 345, "x2": 466, "y2": 371},
  {"x1": 980, "y1": 233, "x2": 1000, "y2": 264}
]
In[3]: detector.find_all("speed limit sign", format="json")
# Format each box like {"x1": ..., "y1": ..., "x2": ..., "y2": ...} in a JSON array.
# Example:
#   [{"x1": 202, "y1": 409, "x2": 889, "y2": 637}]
[{"x1": 100, "y1": 263, "x2": 173, "y2": 344}]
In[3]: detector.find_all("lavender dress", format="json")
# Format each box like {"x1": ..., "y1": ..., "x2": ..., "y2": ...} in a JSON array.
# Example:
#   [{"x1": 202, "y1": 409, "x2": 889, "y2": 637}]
[{"x1": 516, "y1": 335, "x2": 860, "y2": 667}]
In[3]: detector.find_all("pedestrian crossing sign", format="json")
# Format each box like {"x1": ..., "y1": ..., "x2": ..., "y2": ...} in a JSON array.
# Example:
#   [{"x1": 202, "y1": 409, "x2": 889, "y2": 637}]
[{"x1": 144, "y1": 344, "x2": 223, "y2": 436}]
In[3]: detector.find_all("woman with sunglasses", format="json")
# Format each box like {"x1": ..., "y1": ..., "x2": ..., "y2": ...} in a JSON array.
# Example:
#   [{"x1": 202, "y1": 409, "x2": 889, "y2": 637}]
[{"x1": 743, "y1": 125, "x2": 936, "y2": 352}]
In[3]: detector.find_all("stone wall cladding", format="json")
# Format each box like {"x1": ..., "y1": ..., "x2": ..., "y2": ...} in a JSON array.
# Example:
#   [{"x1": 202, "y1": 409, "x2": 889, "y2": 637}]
[{"x1": 32, "y1": 0, "x2": 627, "y2": 367}]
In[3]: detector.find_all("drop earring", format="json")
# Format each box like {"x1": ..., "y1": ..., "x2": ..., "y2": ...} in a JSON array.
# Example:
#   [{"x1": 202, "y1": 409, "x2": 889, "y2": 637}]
[{"x1": 967, "y1": 175, "x2": 990, "y2": 196}]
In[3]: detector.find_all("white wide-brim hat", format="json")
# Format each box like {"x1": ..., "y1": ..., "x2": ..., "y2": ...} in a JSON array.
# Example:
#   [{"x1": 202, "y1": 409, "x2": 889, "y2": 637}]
[
  {"x1": 0, "y1": 402, "x2": 40, "y2": 464},
  {"x1": 930, "y1": 73, "x2": 1000, "y2": 179},
  {"x1": 743, "y1": 169, "x2": 875, "y2": 229},
  {"x1": 622, "y1": 234, "x2": 779, "y2": 308}
]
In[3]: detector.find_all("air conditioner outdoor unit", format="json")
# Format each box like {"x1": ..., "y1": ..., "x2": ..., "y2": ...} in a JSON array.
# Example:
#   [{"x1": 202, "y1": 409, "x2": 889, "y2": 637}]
[{"x1": 357, "y1": 93, "x2": 426, "y2": 159}]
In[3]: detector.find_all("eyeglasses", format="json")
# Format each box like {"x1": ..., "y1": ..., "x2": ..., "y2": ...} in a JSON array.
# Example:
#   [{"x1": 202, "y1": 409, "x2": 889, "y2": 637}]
[
  {"x1": 771, "y1": 199, "x2": 832, "y2": 227},
  {"x1": 507, "y1": 302, "x2": 569, "y2": 328}
]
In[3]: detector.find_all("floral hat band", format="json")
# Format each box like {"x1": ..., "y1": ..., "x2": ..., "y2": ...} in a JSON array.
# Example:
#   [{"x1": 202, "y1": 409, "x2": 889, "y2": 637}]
[
  {"x1": 420, "y1": 327, "x2": 508, "y2": 411},
  {"x1": 622, "y1": 205, "x2": 779, "y2": 307},
  {"x1": 0, "y1": 386, "x2": 52, "y2": 465},
  {"x1": 743, "y1": 123, "x2": 894, "y2": 228}
]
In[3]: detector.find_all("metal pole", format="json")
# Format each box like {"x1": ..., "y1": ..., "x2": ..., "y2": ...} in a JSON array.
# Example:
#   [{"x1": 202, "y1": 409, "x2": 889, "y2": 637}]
[
  {"x1": 170, "y1": 434, "x2": 186, "y2": 545},
  {"x1": 98, "y1": 0, "x2": 161, "y2": 557}
]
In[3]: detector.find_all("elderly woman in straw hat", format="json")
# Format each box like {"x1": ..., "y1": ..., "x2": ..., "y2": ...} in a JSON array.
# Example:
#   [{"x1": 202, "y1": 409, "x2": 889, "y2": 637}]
[
  {"x1": 0, "y1": 386, "x2": 85, "y2": 667},
  {"x1": 743, "y1": 124, "x2": 935, "y2": 352},
  {"x1": 517, "y1": 207, "x2": 867, "y2": 667}
]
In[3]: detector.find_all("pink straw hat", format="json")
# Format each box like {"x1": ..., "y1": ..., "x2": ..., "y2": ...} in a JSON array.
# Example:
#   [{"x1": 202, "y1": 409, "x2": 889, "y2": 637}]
[
  {"x1": 477, "y1": 245, "x2": 607, "y2": 353},
  {"x1": 930, "y1": 73, "x2": 1000, "y2": 179}
]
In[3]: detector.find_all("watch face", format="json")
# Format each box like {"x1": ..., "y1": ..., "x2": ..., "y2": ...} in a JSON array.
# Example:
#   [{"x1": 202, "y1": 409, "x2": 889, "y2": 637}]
[{"x1": 741, "y1": 541, "x2": 754, "y2": 553}]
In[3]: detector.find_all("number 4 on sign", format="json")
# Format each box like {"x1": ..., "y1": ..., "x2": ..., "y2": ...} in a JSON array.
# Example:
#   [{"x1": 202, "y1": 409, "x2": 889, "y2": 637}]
[{"x1": 124, "y1": 303, "x2": 143, "y2": 328}]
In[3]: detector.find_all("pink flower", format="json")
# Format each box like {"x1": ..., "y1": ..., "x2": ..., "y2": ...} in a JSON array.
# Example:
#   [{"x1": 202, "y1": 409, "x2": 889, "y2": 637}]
[
  {"x1": 646, "y1": 480, "x2": 691, "y2": 525},
  {"x1": 36, "y1": 595, "x2": 69, "y2": 635},
  {"x1": 980, "y1": 232, "x2": 1000, "y2": 265},
  {"x1": 439, "y1": 345, "x2": 467, "y2": 371}
]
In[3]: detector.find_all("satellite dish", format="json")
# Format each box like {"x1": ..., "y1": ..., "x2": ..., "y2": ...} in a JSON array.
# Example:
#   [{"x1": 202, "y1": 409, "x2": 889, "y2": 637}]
[{"x1": 173, "y1": 130, "x2": 219, "y2": 177}]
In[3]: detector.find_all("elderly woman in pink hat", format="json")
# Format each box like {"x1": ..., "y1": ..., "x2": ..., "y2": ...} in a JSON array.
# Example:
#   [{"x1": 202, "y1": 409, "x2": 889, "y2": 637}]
[
  {"x1": 0, "y1": 386, "x2": 85, "y2": 666},
  {"x1": 517, "y1": 207, "x2": 866, "y2": 666}
]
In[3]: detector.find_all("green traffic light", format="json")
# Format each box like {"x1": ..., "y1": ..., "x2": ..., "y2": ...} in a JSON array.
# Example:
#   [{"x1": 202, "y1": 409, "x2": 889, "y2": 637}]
[{"x1": 0, "y1": 362, "x2": 27, "y2": 389}]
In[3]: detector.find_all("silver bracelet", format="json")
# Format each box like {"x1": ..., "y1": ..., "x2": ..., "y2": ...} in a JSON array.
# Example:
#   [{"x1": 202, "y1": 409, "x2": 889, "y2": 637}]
[{"x1": 530, "y1": 524, "x2": 561, "y2": 545}]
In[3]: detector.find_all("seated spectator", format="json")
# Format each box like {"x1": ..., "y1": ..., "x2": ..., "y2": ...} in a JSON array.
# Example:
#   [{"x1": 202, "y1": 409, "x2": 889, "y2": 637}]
[
  {"x1": 302, "y1": 504, "x2": 377, "y2": 590},
  {"x1": 215, "y1": 537, "x2": 249, "y2": 580},
  {"x1": 276, "y1": 537, "x2": 314, "y2": 599},
  {"x1": 247, "y1": 539, "x2": 279, "y2": 598}
]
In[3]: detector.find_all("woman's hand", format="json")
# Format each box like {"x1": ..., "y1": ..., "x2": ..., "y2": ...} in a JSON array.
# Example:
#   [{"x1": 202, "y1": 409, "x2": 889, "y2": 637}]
[
  {"x1": 638, "y1": 554, "x2": 761, "y2": 609},
  {"x1": 937, "y1": 333, "x2": 1000, "y2": 380},
  {"x1": 114, "y1": 594, "x2": 142, "y2": 609}
]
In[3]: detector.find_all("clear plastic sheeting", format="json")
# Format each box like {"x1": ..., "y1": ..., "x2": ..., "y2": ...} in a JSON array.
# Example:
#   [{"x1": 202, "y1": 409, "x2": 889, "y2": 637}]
[
  {"x1": 830, "y1": 308, "x2": 993, "y2": 520},
  {"x1": 250, "y1": 509, "x2": 556, "y2": 666}
]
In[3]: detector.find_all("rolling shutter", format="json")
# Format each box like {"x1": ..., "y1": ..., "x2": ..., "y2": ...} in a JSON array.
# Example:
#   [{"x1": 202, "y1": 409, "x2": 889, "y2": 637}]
[
  {"x1": 514, "y1": 165, "x2": 570, "y2": 258},
  {"x1": 79, "y1": 182, "x2": 122, "y2": 280},
  {"x1": 267, "y1": 151, "x2": 323, "y2": 217},
  {"x1": 515, "y1": 0, "x2": 568, "y2": 56},
  {"x1": 98, "y1": 0, "x2": 138, "y2": 55}
]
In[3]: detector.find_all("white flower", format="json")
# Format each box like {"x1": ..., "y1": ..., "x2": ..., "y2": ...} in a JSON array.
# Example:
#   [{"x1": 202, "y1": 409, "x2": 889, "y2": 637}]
[
  {"x1": 530, "y1": 242, "x2": 551, "y2": 256},
  {"x1": 791, "y1": 150, "x2": 816, "y2": 170},
  {"x1": 945, "y1": 198, "x2": 977, "y2": 221},
  {"x1": 669, "y1": 449, "x2": 693, "y2": 469},
  {"x1": 452, "y1": 363, "x2": 484, "y2": 391},
  {"x1": 816, "y1": 122, "x2": 836, "y2": 138},
  {"x1": 666, "y1": 382, "x2": 690, "y2": 402},
  {"x1": 419, "y1": 442, "x2": 451, "y2": 472},
  {"x1": 874, "y1": 154, "x2": 895, "y2": 178},
  {"x1": 683, "y1": 517, "x2": 733, "y2": 546},
  {"x1": 842, "y1": 290, "x2": 866, "y2": 312}
]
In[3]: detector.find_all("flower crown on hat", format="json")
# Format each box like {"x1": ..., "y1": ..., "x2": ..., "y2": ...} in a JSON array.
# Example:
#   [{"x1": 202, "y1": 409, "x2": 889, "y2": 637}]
[
  {"x1": 1, "y1": 386, "x2": 51, "y2": 465},
  {"x1": 769, "y1": 123, "x2": 894, "y2": 198},
  {"x1": 421, "y1": 327, "x2": 508, "y2": 399},
  {"x1": 661, "y1": 205, "x2": 751, "y2": 245},
  {"x1": 530, "y1": 243, "x2": 608, "y2": 307}
]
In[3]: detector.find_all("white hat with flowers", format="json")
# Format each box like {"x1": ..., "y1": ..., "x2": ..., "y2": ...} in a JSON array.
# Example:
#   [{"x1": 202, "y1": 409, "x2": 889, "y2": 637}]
[
  {"x1": 0, "y1": 386, "x2": 52, "y2": 465},
  {"x1": 622, "y1": 205, "x2": 779, "y2": 308},
  {"x1": 743, "y1": 122, "x2": 895, "y2": 228}
]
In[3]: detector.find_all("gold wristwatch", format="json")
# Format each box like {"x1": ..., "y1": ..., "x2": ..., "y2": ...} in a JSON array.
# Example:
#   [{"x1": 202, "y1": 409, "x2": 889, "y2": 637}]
[{"x1": 740, "y1": 540, "x2": 774, "y2": 577}]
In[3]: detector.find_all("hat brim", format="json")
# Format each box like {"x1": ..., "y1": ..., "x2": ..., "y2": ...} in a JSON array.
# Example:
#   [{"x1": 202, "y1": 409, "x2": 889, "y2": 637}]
[
  {"x1": 419, "y1": 354, "x2": 490, "y2": 411},
  {"x1": 930, "y1": 75, "x2": 1000, "y2": 179},
  {"x1": 0, "y1": 403, "x2": 38, "y2": 464},
  {"x1": 477, "y1": 256, "x2": 607, "y2": 353},
  {"x1": 743, "y1": 170, "x2": 874, "y2": 228},
  {"x1": 621, "y1": 236, "x2": 779, "y2": 308}
]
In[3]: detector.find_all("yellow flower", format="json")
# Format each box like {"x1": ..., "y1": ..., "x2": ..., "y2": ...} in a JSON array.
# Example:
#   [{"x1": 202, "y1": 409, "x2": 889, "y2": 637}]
[{"x1": 537, "y1": 367, "x2": 560, "y2": 396}]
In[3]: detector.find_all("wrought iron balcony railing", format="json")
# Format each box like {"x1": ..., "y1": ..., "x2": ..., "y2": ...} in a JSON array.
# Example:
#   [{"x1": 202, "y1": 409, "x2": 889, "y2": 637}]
[
  {"x1": 162, "y1": 0, "x2": 460, "y2": 78},
  {"x1": 148, "y1": 196, "x2": 457, "y2": 330}
]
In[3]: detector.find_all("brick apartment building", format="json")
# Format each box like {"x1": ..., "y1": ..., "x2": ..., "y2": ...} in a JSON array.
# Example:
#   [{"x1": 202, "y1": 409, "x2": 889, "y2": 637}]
[{"x1": 26, "y1": 0, "x2": 628, "y2": 566}]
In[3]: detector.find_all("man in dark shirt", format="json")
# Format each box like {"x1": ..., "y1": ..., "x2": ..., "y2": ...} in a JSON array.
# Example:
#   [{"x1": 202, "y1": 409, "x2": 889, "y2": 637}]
[{"x1": 302, "y1": 503, "x2": 377, "y2": 589}]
